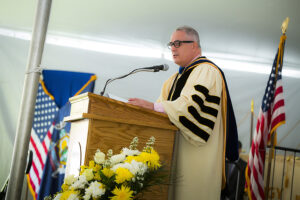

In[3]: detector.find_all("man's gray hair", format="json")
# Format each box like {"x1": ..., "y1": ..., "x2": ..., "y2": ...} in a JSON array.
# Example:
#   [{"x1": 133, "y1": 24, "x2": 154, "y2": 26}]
[{"x1": 176, "y1": 26, "x2": 201, "y2": 48}]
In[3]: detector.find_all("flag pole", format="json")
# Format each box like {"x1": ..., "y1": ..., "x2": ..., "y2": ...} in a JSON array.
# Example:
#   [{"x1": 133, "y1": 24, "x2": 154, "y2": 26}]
[
  {"x1": 250, "y1": 99, "x2": 254, "y2": 149},
  {"x1": 264, "y1": 17, "x2": 289, "y2": 199},
  {"x1": 5, "y1": 0, "x2": 52, "y2": 199}
]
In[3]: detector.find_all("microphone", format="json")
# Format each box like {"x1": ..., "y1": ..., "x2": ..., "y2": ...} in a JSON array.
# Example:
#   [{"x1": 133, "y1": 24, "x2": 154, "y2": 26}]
[
  {"x1": 100, "y1": 64, "x2": 169, "y2": 96},
  {"x1": 141, "y1": 64, "x2": 169, "y2": 72}
]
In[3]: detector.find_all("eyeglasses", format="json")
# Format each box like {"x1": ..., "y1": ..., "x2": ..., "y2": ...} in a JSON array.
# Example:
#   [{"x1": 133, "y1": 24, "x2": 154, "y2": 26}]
[{"x1": 167, "y1": 40, "x2": 194, "y2": 49}]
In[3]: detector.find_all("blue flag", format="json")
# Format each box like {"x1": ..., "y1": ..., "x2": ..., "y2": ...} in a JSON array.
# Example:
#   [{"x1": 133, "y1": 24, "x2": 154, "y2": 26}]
[{"x1": 27, "y1": 70, "x2": 96, "y2": 200}]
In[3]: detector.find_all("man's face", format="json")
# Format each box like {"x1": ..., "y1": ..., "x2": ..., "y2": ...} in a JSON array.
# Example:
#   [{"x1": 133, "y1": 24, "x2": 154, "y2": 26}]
[{"x1": 170, "y1": 30, "x2": 197, "y2": 67}]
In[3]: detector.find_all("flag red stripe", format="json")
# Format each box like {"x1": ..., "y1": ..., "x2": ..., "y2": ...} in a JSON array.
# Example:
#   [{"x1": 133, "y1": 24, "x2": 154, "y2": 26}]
[
  {"x1": 267, "y1": 110, "x2": 271, "y2": 132},
  {"x1": 251, "y1": 190, "x2": 257, "y2": 200},
  {"x1": 273, "y1": 99, "x2": 284, "y2": 111},
  {"x1": 258, "y1": 180, "x2": 265, "y2": 198},
  {"x1": 29, "y1": 176, "x2": 36, "y2": 193},
  {"x1": 256, "y1": 119, "x2": 260, "y2": 132},
  {"x1": 47, "y1": 130, "x2": 52, "y2": 139},
  {"x1": 252, "y1": 161, "x2": 265, "y2": 199},
  {"x1": 32, "y1": 161, "x2": 41, "y2": 184},
  {"x1": 275, "y1": 86, "x2": 283, "y2": 96},
  {"x1": 42, "y1": 141, "x2": 47, "y2": 156},
  {"x1": 30, "y1": 137, "x2": 45, "y2": 169},
  {"x1": 271, "y1": 113, "x2": 286, "y2": 129},
  {"x1": 42, "y1": 128, "x2": 53, "y2": 154},
  {"x1": 252, "y1": 160, "x2": 259, "y2": 182}
]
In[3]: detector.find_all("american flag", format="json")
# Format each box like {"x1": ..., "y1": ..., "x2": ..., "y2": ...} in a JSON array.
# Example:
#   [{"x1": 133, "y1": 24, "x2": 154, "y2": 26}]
[
  {"x1": 246, "y1": 35, "x2": 286, "y2": 200},
  {"x1": 27, "y1": 83, "x2": 59, "y2": 200}
]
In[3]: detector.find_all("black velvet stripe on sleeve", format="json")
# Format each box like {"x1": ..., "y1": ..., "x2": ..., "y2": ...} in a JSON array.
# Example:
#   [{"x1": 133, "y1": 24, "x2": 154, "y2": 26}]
[
  {"x1": 191, "y1": 95, "x2": 218, "y2": 117},
  {"x1": 188, "y1": 106, "x2": 215, "y2": 130},
  {"x1": 194, "y1": 85, "x2": 220, "y2": 105},
  {"x1": 179, "y1": 116, "x2": 210, "y2": 142}
]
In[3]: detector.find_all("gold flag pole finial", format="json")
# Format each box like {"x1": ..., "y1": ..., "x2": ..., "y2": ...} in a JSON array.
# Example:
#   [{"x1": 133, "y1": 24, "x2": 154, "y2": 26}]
[{"x1": 281, "y1": 17, "x2": 289, "y2": 34}]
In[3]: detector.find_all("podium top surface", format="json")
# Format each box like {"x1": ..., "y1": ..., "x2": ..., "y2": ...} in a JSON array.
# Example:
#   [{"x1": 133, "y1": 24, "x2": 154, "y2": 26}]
[{"x1": 65, "y1": 92, "x2": 178, "y2": 131}]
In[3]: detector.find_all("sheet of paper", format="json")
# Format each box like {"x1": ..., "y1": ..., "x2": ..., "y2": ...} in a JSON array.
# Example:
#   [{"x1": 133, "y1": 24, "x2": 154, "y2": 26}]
[{"x1": 107, "y1": 93, "x2": 128, "y2": 103}]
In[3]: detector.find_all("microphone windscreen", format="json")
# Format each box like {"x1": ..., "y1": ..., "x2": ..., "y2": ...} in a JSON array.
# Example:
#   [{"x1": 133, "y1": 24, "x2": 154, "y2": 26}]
[{"x1": 162, "y1": 64, "x2": 169, "y2": 71}]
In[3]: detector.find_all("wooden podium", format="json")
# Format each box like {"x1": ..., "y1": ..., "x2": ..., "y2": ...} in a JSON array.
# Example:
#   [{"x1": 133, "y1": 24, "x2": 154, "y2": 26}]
[{"x1": 64, "y1": 92, "x2": 178, "y2": 200}]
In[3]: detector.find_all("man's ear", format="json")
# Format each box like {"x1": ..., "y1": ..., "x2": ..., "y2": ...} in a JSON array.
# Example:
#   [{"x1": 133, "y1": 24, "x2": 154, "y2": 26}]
[
  {"x1": 192, "y1": 42, "x2": 196, "y2": 48},
  {"x1": 192, "y1": 42, "x2": 198, "y2": 49}
]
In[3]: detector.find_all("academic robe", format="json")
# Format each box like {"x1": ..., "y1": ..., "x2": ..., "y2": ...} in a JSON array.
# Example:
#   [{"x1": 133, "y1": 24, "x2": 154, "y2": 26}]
[{"x1": 156, "y1": 56, "x2": 238, "y2": 200}]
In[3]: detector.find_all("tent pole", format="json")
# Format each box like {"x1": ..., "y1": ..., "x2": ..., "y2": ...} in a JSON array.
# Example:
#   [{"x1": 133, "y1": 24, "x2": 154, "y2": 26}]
[
  {"x1": 250, "y1": 100, "x2": 254, "y2": 149},
  {"x1": 5, "y1": 0, "x2": 52, "y2": 199}
]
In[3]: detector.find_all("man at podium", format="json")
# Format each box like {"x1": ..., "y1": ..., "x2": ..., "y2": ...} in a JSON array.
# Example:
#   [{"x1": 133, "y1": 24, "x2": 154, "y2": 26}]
[{"x1": 128, "y1": 26, "x2": 238, "y2": 199}]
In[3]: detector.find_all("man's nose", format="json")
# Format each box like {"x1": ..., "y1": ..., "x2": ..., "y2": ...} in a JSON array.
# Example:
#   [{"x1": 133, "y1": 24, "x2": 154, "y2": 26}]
[{"x1": 171, "y1": 45, "x2": 177, "y2": 51}]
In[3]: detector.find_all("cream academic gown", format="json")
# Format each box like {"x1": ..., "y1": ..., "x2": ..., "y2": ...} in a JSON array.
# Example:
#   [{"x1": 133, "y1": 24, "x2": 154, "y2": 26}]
[{"x1": 157, "y1": 59, "x2": 225, "y2": 200}]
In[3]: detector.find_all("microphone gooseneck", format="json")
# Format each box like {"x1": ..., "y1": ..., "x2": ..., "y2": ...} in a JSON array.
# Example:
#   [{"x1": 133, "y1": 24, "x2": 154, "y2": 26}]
[{"x1": 100, "y1": 64, "x2": 169, "y2": 96}]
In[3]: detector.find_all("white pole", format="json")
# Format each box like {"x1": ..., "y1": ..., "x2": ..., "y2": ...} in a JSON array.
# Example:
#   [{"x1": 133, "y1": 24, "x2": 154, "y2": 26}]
[{"x1": 5, "y1": 0, "x2": 52, "y2": 199}]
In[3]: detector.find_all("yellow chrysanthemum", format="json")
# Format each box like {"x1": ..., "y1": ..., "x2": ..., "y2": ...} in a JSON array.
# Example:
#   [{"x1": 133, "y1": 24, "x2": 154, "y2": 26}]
[
  {"x1": 80, "y1": 165, "x2": 88, "y2": 175},
  {"x1": 94, "y1": 164, "x2": 101, "y2": 171},
  {"x1": 115, "y1": 168, "x2": 133, "y2": 184},
  {"x1": 94, "y1": 171, "x2": 101, "y2": 181},
  {"x1": 102, "y1": 168, "x2": 115, "y2": 178},
  {"x1": 136, "y1": 152, "x2": 148, "y2": 163},
  {"x1": 61, "y1": 183, "x2": 69, "y2": 192},
  {"x1": 89, "y1": 160, "x2": 96, "y2": 167},
  {"x1": 89, "y1": 160, "x2": 102, "y2": 171},
  {"x1": 60, "y1": 190, "x2": 78, "y2": 200},
  {"x1": 148, "y1": 149, "x2": 161, "y2": 170},
  {"x1": 139, "y1": 149, "x2": 161, "y2": 170},
  {"x1": 125, "y1": 149, "x2": 161, "y2": 170},
  {"x1": 125, "y1": 155, "x2": 137, "y2": 163},
  {"x1": 110, "y1": 185, "x2": 133, "y2": 200}
]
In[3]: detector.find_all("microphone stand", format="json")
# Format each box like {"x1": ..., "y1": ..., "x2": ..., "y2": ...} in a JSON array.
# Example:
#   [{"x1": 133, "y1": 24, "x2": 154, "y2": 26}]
[{"x1": 100, "y1": 68, "x2": 157, "y2": 96}]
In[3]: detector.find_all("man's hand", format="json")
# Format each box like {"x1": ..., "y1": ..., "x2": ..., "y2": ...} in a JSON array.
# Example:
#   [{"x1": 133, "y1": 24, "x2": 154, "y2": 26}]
[{"x1": 128, "y1": 98, "x2": 154, "y2": 110}]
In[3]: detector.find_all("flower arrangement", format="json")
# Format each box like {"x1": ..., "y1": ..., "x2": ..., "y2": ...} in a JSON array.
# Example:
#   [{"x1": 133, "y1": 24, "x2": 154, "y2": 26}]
[{"x1": 46, "y1": 136, "x2": 166, "y2": 200}]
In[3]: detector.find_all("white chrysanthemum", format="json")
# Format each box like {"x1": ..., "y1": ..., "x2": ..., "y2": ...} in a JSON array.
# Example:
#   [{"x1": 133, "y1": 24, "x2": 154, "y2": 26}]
[
  {"x1": 82, "y1": 168, "x2": 94, "y2": 181},
  {"x1": 94, "y1": 149, "x2": 105, "y2": 164},
  {"x1": 83, "y1": 194, "x2": 90, "y2": 200},
  {"x1": 111, "y1": 163, "x2": 127, "y2": 172},
  {"x1": 129, "y1": 160, "x2": 148, "y2": 175},
  {"x1": 110, "y1": 154, "x2": 126, "y2": 165},
  {"x1": 67, "y1": 193, "x2": 80, "y2": 200},
  {"x1": 83, "y1": 181, "x2": 105, "y2": 200},
  {"x1": 64, "y1": 174, "x2": 76, "y2": 185},
  {"x1": 121, "y1": 147, "x2": 140, "y2": 156},
  {"x1": 71, "y1": 175, "x2": 88, "y2": 189}
]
